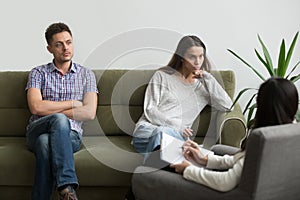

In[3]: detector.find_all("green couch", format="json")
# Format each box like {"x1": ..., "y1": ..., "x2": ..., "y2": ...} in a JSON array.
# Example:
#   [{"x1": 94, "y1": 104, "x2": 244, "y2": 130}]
[{"x1": 0, "y1": 69, "x2": 246, "y2": 200}]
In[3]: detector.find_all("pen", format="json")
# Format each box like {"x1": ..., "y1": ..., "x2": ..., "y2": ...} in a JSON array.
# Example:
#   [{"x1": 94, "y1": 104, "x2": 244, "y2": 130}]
[{"x1": 185, "y1": 127, "x2": 193, "y2": 141}]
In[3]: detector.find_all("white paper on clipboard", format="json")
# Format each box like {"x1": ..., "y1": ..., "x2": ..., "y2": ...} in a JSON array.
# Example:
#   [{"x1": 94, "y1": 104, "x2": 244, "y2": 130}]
[{"x1": 160, "y1": 132, "x2": 214, "y2": 165}]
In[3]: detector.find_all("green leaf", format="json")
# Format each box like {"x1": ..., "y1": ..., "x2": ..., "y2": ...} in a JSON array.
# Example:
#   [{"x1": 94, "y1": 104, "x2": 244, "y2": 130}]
[
  {"x1": 230, "y1": 87, "x2": 257, "y2": 110},
  {"x1": 255, "y1": 49, "x2": 275, "y2": 76},
  {"x1": 243, "y1": 93, "x2": 257, "y2": 115},
  {"x1": 228, "y1": 49, "x2": 266, "y2": 81},
  {"x1": 286, "y1": 60, "x2": 300, "y2": 80},
  {"x1": 229, "y1": 32, "x2": 300, "y2": 128},
  {"x1": 277, "y1": 39, "x2": 286, "y2": 77},
  {"x1": 258, "y1": 34, "x2": 274, "y2": 71},
  {"x1": 247, "y1": 103, "x2": 257, "y2": 128},
  {"x1": 290, "y1": 74, "x2": 300, "y2": 82},
  {"x1": 284, "y1": 32, "x2": 299, "y2": 75},
  {"x1": 295, "y1": 109, "x2": 300, "y2": 122}
]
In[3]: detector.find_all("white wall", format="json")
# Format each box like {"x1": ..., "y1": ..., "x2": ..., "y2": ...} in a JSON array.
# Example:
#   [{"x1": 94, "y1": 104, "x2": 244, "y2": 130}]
[{"x1": 1, "y1": 0, "x2": 300, "y2": 109}]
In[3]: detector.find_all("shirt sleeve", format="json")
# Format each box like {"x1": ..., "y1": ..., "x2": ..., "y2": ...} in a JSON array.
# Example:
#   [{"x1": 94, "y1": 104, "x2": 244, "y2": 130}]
[
  {"x1": 25, "y1": 67, "x2": 43, "y2": 90},
  {"x1": 183, "y1": 152, "x2": 245, "y2": 192},
  {"x1": 206, "y1": 152, "x2": 245, "y2": 170},
  {"x1": 83, "y1": 68, "x2": 98, "y2": 94},
  {"x1": 143, "y1": 71, "x2": 170, "y2": 126},
  {"x1": 201, "y1": 71, "x2": 232, "y2": 111}
]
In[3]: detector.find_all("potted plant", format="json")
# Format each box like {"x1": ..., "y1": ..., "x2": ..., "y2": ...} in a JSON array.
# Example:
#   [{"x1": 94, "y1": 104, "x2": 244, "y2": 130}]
[{"x1": 228, "y1": 31, "x2": 300, "y2": 128}]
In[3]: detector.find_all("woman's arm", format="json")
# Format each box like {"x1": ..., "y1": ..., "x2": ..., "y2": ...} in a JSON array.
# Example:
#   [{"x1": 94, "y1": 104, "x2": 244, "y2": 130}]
[
  {"x1": 171, "y1": 151, "x2": 245, "y2": 192},
  {"x1": 183, "y1": 156, "x2": 244, "y2": 192},
  {"x1": 201, "y1": 71, "x2": 232, "y2": 111},
  {"x1": 183, "y1": 153, "x2": 244, "y2": 192},
  {"x1": 143, "y1": 71, "x2": 177, "y2": 126}
]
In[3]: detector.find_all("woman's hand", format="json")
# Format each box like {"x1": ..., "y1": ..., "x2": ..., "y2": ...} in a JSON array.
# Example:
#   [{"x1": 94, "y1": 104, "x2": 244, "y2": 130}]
[
  {"x1": 182, "y1": 127, "x2": 193, "y2": 139},
  {"x1": 170, "y1": 160, "x2": 191, "y2": 174},
  {"x1": 182, "y1": 140, "x2": 208, "y2": 166},
  {"x1": 192, "y1": 70, "x2": 204, "y2": 79}
]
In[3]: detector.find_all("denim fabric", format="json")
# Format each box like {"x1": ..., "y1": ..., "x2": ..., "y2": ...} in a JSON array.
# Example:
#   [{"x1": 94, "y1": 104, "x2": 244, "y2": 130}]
[
  {"x1": 133, "y1": 124, "x2": 184, "y2": 154},
  {"x1": 26, "y1": 113, "x2": 82, "y2": 200}
]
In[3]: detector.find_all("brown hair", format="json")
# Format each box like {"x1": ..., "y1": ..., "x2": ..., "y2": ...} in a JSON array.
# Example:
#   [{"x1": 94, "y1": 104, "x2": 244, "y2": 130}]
[
  {"x1": 45, "y1": 22, "x2": 72, "y2": 45},
  {"x1": 167, "y1": 35, "x2": 211, "y2": 72}
]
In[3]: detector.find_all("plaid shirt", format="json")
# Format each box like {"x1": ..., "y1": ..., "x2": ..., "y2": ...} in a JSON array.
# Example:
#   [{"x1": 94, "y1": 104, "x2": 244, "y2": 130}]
[{"x1": 26, "y1": 61, "x2": 98, "y2": 135}]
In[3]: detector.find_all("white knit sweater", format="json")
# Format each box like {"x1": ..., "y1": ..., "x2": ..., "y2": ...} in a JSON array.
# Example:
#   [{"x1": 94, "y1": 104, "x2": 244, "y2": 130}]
[
  {"x1": 183, "y1": 152, "x2": 245, "y2": 192},
  {"x1": 135, "y1": 67, "x2": 232, "y2": 135}
]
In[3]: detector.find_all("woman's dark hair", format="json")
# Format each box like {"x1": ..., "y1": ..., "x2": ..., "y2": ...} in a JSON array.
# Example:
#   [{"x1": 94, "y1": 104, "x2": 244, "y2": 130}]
[
  {"x1": 45, "y1": 22, "x2": 72, "y2": 45},
  {"x1": 242, "y1": 77, "x2": 298, "y2": 150},
  {"x1": 167, "y1": 35, "x2": 211, "y2": 72},
  {"x1": 254, "y1": 77, "x2": 298, "y2": 128}
]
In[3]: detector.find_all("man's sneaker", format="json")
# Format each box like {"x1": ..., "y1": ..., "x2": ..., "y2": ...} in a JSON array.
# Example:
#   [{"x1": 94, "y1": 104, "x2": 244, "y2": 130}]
[{"x1": 59, "y1": 185, "x2": 78, "y2": 200}]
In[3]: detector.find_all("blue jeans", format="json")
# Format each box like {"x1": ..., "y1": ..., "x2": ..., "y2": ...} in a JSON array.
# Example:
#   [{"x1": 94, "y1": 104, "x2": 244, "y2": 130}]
[
  {"x1": 133, "y1": 125, "x2": 185, "y2": 161},
  {"x1": 26, "y1": 113, "x2": 82, "y2": 200}
]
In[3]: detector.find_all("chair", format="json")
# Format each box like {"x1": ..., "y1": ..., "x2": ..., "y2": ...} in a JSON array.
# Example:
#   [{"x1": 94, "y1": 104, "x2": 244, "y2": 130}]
[{"x1": 132, "y1": 123, "x2": 300, "y2": 200}]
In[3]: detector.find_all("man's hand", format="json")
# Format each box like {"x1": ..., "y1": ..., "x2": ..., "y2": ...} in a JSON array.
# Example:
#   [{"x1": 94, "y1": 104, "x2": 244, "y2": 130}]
[
  {"x1": 27, "y1": 88, "x2": 74, "y2": 116},
  {"x1": 72, "y1": 100, "x2": 83, "y2": 108}
]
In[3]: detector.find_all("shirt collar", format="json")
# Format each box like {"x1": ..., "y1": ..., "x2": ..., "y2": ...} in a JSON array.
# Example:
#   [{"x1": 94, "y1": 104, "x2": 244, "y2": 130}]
[{"x1": 49, "y1": 60, "x2": 77, "y2": 73}]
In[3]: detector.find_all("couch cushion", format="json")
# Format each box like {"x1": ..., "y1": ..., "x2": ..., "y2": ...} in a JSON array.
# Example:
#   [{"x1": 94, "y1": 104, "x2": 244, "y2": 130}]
[
  {"x1": 77, "y1": 136, "x2": 143, "y2": 186},
  {"x1": 0, "y1": 136, "x2": 143, "y2": 186},
  {"x1": 0, "y1": 72, "x2": 30, "y2": 137},
  {"x1": 0, "y1": 137, "x2": 35, "y2": 185}
]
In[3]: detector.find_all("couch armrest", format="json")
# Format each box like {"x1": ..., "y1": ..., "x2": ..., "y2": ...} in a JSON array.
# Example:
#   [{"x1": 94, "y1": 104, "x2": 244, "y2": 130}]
[{"x1": 218, "y1": 103, "x2": 246, "y2": 148}]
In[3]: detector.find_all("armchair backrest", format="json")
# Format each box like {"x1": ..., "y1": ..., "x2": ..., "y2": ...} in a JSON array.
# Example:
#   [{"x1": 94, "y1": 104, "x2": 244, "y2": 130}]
[{"x1": 239, "y1": 123, "x2": 300, "y2": 200}]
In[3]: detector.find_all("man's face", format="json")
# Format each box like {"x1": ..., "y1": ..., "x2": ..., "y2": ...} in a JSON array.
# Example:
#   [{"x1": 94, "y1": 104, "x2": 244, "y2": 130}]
[{"x1": 47, "y1": 31, "x2": 74, "y2": 64}]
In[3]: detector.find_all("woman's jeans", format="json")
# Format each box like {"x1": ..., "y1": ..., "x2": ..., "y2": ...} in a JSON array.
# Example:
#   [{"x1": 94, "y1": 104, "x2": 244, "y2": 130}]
[
  {"x1": 133, "y1": 124, "x2": 185, "y2": 162},
  {"x1": 26, "y1": 113, "x2": 82, "y2": 200}
]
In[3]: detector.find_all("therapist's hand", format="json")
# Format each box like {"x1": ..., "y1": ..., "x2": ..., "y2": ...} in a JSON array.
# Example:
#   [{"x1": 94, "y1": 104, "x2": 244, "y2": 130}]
[
  {"x1": 182, "y1": 140, "x2": 208, "y2": 166},
  {"x1": 170, "y1": 160, "x2": 191, "y2": 174}
]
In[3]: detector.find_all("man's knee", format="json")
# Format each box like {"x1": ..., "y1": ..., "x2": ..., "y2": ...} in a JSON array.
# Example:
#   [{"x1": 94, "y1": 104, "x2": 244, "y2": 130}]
[
  {"x1": 35, "y1": 134, "x2": 49, "y2": 154},
  {"x1": 50, "y1": 113, "x2": 70, "y2": 128},
  {"x1": 51, "y1": 113, "x2": 69, "y2": 122}
]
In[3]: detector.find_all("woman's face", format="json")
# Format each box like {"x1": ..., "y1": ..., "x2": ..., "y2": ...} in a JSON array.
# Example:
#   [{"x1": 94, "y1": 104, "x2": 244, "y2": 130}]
[{"x1": 182, "y1": 46, "x2": 205, "y2": 73}]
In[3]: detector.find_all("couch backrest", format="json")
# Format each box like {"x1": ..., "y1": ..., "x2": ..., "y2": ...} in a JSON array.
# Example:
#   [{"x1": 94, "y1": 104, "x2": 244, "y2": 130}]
[
  {"x1": 239, "y1": 123, "x2": 300, "y2": 200},
  {"x1": 84, "y1": 69, "x2": 235, "y2": 137},
  {"x1": 0, "y1": 69, "x2": 235, "y2": 137},
  {"x1": 0, "y1": 72, "x2": 31, "y2": 137}
]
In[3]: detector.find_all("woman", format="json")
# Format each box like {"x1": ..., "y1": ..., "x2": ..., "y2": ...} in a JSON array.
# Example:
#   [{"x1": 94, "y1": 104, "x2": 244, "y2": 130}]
[
  {"x1": 132, "y1": 35, "x2": 232, "y2": 156},
  {"x1": 170, "y1": 77, "x2": 299, "y2": 192}
]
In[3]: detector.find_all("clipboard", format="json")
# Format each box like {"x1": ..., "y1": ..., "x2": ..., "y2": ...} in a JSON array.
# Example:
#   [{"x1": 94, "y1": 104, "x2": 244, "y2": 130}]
[{"x1": 160, "y1": 132, "x2": 214, "y2": 165}]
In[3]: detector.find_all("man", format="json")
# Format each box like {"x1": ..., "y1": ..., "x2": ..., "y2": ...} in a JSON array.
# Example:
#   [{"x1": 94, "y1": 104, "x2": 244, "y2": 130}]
[{"x1": 26, "y1": 22, "x2": 98, "y2": 200}]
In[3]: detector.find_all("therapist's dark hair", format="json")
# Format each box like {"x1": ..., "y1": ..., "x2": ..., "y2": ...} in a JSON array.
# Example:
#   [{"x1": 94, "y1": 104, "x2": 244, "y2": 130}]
[
  {"x1": 242, "y1": 77, "x2": 298, "y2": 150},
  {"x1": 254, "y1": 77, "x2": 298, "y2": 128}
]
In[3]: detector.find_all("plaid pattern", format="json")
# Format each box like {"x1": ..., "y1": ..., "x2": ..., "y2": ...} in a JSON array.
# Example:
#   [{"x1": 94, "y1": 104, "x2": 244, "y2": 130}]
[{"x1": 26, "y1": 62, "x2": 98, "y2": 135}]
